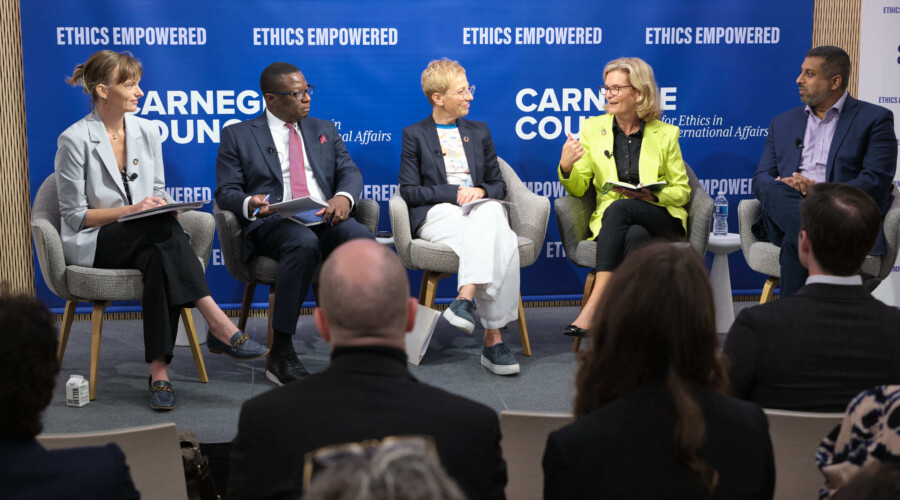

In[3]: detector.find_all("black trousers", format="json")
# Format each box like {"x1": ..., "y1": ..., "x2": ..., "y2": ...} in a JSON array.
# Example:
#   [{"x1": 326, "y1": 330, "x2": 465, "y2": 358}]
[
  {"x1": 248, "y1": 215, "x2": 373, "y2": 334},
  {"x1": 94, "y1": 215, "x2": 210, "y2": 363},
  {"x1": 595, "y1": 199, "x2": 685, "y2": 271}
]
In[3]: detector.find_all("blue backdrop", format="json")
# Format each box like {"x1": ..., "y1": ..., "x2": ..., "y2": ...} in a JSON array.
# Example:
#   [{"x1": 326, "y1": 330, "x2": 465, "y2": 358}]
[{"x1": 21, "y1": 0, "x2": 814, "y2": 312}]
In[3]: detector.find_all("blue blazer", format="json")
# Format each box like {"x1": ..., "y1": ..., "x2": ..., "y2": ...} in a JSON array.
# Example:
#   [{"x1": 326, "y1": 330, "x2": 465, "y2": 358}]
[
  {"x1": 398, "y1": 115, "x2": 506, "y2": 236},
  {"x1": 752, "y1": 95, "x2": 897, "y2": 250},
  {"x1": 55, "y1": 112, "x2": 167, "y2": 267},
  {"x1": 0, "y1": 439, "x2": 139, "y2": 499},
  {"x1": 215, "y1": 113, "x2": 363, "y2": 260}
]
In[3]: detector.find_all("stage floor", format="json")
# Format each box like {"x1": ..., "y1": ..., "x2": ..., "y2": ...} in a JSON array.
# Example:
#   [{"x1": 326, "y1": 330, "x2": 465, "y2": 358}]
[{"x1": 42, "y1": 303, "x2": 752, "y2": 443}]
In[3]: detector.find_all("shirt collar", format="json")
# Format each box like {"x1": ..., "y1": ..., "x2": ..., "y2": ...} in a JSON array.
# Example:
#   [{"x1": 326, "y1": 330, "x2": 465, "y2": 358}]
[
  {"x1": 805, "y1": 274, "x2": 862, "y2": 286},
  {"x1": 804, "y1": 90, "x2": 849, "y2": 118},
  {"x1": 265, "y1": 108, "x2": 294, "y2": 129}
]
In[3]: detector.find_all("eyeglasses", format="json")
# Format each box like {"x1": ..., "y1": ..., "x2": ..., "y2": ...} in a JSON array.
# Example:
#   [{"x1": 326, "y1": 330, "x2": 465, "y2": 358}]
[
  {"x1": 446, "y1": 85, "x2": 475, "y2": 98},
  {"x1": 599, "y1": 85, "x2": 634, "y2": 96},
  {"x1": 267, "y1": 85, "x2": 315, "y2": 100},
  {"x1": 302, "y1": 436, "x2": 438, "y2": 491}
]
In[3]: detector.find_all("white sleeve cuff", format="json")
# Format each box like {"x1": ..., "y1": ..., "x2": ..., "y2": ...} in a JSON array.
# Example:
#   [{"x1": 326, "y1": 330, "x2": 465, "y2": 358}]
[
  {"x1": 242, "y1": 196, "x2": 257, "y2": 221},
  {"x1": 335, "y1": 191, "x2": 355, "y2": 209}
]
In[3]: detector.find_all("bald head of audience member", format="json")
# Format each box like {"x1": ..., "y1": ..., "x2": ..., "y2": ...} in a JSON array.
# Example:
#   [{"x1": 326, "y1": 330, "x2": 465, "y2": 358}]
[
  {"x1": 799, "y1": 183, "x2": 881, "y2": 276},
  {"x1": 314, "y1": 240, "x2": 417, "y2": 350}
]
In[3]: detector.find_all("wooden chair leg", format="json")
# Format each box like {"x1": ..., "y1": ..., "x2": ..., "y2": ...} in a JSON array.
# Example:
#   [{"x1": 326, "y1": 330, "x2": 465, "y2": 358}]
[
  {"x1": 573, "y1": 271, "x2": 596, "y2": 353},
  {"x1": 238, "y1": 283, "x2": 256, "y2": 332},
  {"x1": 182, "y1": 308, "x2": 209, "y2": 383},
  {"x1": 516, "y1": 294, "x2": 532, "y2": 356},
  {"x1": 419, "y1": 271, "x2": 447, "y2": 309},
  {"x1": 760, "y1": 277, "x2": 779, "y2": 304},
  {"x1": 58, "y1": 300, "x2": 78, "y2": 362},
  {"x1": 89, "y1": 301, "x2": 109, "y2": 401}
]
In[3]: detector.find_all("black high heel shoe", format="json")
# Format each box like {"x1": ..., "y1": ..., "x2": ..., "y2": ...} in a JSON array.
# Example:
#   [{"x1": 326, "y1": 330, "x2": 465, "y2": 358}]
[{"x1": 562, "y1": 324, "x2": 587, "y2": 338}]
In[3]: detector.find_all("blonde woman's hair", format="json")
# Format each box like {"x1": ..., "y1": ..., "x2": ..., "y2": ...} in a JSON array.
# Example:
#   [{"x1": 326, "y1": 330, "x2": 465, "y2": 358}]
[
  {"x1": 421, "y1": 58, "x2": 466, "y2": 106},
  {"x1": 603, "y1": 57, "x2": 661, "y2": 122},
  {"x1": 66, "y1": 50, "x2": 143, "y2": 108}
]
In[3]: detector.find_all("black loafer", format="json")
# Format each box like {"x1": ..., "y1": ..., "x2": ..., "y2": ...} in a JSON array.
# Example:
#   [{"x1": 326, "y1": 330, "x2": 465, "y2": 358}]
[
  {"x1": 266, "y1": 351, "x2": 309, "y2": 386},
  {"x1": 562, "y1": 324, "x2": 588, "y2": 338},
  {"x1": 208, "y1": 330, "x2": 269, "y2": 360},
  {"x1": 149, "y1": 377, "x2": 176, "y2": 411}
]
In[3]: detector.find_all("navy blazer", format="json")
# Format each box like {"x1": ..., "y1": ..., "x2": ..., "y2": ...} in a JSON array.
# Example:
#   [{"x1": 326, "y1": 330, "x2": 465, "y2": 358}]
[
  {"x1": 215, "y1": 113, "x2": 363, "y2": 260},
  {"x1": 752, "y1": 95, "x2": 897, "y2": 251},
  {"x1": 398, "y1": 115, "x2": 506, "y2": 236},
  {"x1": 0, "y1": 439, "x2": 138, "y2": 499},
  {"x1": 724, "y1": 283, "x2": 900, "y2": 412}
]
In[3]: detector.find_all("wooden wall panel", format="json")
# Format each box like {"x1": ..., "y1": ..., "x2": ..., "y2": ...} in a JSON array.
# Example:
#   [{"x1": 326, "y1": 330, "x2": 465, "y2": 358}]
[
  {"x1": 0, "y1": 0, "x2": 34, "y2": 294},
  {"x1": 813, "y1": 0, "x2": 862, "y2": 95}
]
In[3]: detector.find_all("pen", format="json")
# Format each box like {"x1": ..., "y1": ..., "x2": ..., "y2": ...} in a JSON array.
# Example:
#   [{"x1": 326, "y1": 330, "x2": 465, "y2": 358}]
[{"x1": 252, "y1": 194, "x2": 270, "y2": 217}]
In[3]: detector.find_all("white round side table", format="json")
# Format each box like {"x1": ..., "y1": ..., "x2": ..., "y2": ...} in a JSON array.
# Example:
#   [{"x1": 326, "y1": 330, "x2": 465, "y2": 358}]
[{"x1": 707, "y1": 233, "x2": 742, "y2": 333}]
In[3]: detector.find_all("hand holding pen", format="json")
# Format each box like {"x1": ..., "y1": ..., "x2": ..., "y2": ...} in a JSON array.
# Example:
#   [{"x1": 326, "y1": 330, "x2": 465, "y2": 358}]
[{"x1": 249, "y1": 193, "x2": 272, "y2": 218}]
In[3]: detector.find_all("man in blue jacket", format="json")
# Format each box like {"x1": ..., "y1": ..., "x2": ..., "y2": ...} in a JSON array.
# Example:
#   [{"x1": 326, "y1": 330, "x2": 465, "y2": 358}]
[{"x1": 751, "y1": 45, "x2": 897, "y2": 297}]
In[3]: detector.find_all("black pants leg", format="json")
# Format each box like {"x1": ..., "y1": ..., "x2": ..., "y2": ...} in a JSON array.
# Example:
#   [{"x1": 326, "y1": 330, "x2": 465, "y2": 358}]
[
  {"x1": 94, "y1": 215, "x2": 210, "y2": 363},
  {"x1": 249, "y1": 216, "x2": 373, "y2": 335},
  {"x1": 594, "y1": 199, "x2": 685, "y2": 271},
  {"x1": 755, "y1": 181, "x2": 806, "y2": 297}
]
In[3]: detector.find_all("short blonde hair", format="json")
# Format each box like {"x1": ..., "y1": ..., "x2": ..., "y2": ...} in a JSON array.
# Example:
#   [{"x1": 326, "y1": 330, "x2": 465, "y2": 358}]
[
  {"x1": 66, "y1": 50, "x2": 143, "y2": 108},
  {"x1": 603, "y1": 57, "x2": 661, "y2": 122},
  {"x1": 421, "y1": 58, "x2": 465, "y2": 106}
]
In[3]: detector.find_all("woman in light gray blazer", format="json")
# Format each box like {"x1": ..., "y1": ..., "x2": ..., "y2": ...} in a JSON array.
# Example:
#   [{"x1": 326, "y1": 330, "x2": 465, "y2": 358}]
[{"x1": 56, "y1": 50, "x2": 267, "y2": 410}]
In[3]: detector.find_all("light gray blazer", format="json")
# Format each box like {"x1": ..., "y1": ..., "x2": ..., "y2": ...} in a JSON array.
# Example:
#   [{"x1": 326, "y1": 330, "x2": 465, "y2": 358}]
[{"x1": 55, "y1": 111, "x2": 166, "y2": 267}]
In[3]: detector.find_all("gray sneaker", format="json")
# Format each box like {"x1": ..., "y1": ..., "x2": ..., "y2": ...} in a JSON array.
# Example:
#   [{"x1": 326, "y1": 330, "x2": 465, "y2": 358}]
[
  {"x1": 443, "y1": 298, "x2": 476, "y2": 334},
  {"x1": 481, "y1": 342, "x2": 520, "y2": 375}
]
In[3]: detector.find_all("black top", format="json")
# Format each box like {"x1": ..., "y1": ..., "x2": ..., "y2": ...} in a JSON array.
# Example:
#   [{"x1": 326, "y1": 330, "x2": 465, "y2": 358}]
[
  {"x1": 612, "y1": 119, "x2": 645, "y2": 185},
  {"x1": 229, "y1": 345, "x2": 507, "y2": 500},
  {"x1": 543, "y1": 378, "x2": 775, "y2": 499}
]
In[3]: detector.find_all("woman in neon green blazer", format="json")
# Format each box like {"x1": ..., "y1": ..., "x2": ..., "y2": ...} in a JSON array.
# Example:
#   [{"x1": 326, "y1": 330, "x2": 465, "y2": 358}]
[{"x1": 558, "y1": 57, "x2": 690, "y2": 338}]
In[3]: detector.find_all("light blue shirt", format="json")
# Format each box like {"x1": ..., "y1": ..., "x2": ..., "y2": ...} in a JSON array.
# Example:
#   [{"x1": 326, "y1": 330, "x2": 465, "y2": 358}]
[{"x1": 799, "y1": 91, "x2": 849, "y2": 183}]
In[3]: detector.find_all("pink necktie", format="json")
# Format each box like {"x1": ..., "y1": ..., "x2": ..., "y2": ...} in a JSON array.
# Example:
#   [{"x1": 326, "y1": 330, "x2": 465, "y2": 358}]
[{"x1": 285, "y1": 123, "x2": 310, "y2": 198}]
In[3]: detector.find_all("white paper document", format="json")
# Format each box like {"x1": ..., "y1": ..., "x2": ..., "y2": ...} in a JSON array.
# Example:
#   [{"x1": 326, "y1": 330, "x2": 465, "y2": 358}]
[
  {"x1": 267, "y1": 196, "x2": 328, "y2": 218},
  {"x1": 405, "y1": 304, "x2": 441, "y2": 365}
]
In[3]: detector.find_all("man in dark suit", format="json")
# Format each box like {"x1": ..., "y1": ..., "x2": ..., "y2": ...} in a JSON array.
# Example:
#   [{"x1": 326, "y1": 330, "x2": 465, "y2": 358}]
[
  {"x1": 215, "y1": 62, "x2": 373, "y2": 385},
  {"x1": 227, "y1": 240, "x2": 507, "y2": 500},
  {"x1": 724, "y1": 183, "x2": 900, "y2": 412},
  {"x1": 751, "y1": 45, "x2": 897, "y2": 298}
]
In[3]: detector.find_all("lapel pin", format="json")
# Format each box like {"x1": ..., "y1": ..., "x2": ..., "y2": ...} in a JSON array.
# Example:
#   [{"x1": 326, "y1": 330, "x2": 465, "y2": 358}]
[
  {"x1": 463, "y1": 136, "x2": 469, "y2": 143},
  {"x1": 319, "y1": 134, "x2": 327, "y2": 144},
  {"x1": 600, "y1": 128, "x2": 607, "y2": 136},
  {"x1": 132, "y1": 158, "x2": 139, "y2": 166}
]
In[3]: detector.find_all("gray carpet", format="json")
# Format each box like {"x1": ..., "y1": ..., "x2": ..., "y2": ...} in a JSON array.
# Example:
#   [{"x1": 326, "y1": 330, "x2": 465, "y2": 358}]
[{"x1": 42, "y1": 302, "x2": 755, "y2": 443}]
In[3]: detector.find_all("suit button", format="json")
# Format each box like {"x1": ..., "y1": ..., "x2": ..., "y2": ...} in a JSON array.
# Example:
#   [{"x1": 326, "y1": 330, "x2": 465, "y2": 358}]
[{"x1": 276, "y1": 197, "x2": 282, "y2": 201}]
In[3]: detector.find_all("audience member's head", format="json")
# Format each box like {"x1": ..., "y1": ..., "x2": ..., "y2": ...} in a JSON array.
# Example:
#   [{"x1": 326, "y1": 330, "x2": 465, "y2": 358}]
[
  {"x1": 315, "y1": 240, "x2": 417, "y2": 350},
  {"x1": 421, "y1": 58, "x2": 466, "y2": 106},
  {"x1": 799, "y1": 183, "x2": 881, "y2": 276},
  {"x1": 574, "y1": 242, "x2": 728, "y2": 495},
  {"x1": 302, "y1": 437, "x2": 466, "y2": 500},
  {"x1": 66, "y1": 50, "x2": 143, "y2": 107},
  {"x1": 832, "y1": 460, "x2": 900, "y2": 500},
  {"x1": 0, "y1": 286, "x2": 60, "y2": 441}
]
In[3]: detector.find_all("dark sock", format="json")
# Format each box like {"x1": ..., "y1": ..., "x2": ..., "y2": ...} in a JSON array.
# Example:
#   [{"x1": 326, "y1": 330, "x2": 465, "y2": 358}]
[{"x1": 271, "y1": 331, "x2": 296, "y2": 356}]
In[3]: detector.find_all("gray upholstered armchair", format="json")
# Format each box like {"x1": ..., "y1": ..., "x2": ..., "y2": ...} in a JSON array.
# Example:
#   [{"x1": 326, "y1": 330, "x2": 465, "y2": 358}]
[
  {"x1": 389, "y1": 157, "x2": 550, "y2": 356},
  {"x1": 738, "y1": 186, "x2": 900, "y2": 303},
  {"x1": 31, "y1": 173, "x2": 212, "y2": 400},
  {"x1": 213, "y1": 198, "x2": 379, "y2": 350},
  {"x1": 554, "y1": 161, "x2": 713, "y2": 351}
]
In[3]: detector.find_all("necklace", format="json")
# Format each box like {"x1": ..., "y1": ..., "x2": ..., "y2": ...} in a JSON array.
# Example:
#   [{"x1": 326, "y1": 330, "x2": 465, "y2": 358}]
[{"x1": 106, "y1": 129, "x2": 120, "y2": 140}]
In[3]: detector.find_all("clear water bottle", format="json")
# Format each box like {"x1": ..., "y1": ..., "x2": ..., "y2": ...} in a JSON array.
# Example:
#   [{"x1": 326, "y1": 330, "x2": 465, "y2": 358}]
[{"x1": 713, "y1": 190, "x2": 728, "y2": 236}]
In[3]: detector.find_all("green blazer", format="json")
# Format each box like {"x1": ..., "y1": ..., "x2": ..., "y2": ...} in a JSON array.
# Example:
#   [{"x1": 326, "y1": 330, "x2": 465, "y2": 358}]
[{"x1": 558, "y1": 114, "x2": 690, "y2": 240}]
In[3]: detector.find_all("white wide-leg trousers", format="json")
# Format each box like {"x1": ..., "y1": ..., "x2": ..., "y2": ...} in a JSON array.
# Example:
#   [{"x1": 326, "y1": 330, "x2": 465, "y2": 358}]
[{"x1": 419, "y1": 201, "x2": 520, "y2": 329}]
